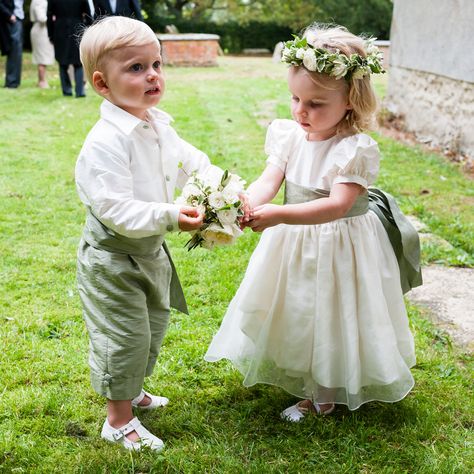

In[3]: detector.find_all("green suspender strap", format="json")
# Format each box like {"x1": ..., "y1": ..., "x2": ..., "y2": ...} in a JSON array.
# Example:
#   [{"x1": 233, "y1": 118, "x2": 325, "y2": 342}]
[
  {"x1": 83, "y1": 209, "x2": 188, "y2": 314},
  {"x1": 368, "y1": 188, "x2": 422, "y2": 294},
  {"x1": 284, "y1": 181, "x2": 422, "y2": 294}
]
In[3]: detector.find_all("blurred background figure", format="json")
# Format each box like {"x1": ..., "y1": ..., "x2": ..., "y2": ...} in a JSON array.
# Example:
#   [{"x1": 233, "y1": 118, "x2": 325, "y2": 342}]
[
  {"x1": 47, "y1": 0, "x2": 91, "y2": 97},
  {"x1": 30, "y1": 0, "x2": 54, "y2": 88},
  {"x1": 0, "y1": 0, "x2": 24, "y2": 88},
  {"x1": 93, "y1": 0, "x2": 142, "y2": 20}
]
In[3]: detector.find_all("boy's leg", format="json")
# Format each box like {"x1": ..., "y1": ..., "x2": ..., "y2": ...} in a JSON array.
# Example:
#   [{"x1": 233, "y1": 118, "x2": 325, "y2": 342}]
[{"x1": 77, "y1": 243, "x2": 152, "y2": 401}]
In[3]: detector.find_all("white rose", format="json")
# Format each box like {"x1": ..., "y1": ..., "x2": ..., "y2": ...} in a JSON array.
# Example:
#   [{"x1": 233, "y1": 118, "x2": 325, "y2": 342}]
[
  {"x1": 217, "y1": 207, "x2": 238, "y2": 225},
  {"x1": 228, "y1": 173, "x2": 246, "y2": 187},
  {"x1": 182, "y1": 183, "x2": 203, "y2": 200},
  {"x1": 302, "y1": 49, "x2": 317, "y2": 71},
  {"x1": 332, "y1": 58, "x2": 348, "y2": 79},
  {"x1": 202, "y1": 223, "x2": 236, "y2": 247},
  {"x1": 366, "y1": 41, "x2": 378, "y2": 56},
  {"x1": 222, "y1": 183, "x2": 241, "y2": 203},
  {"x1": 208, "y1": 191, "x2": 226, "y2": 209},
  {"x1": 201, "y1": 165, "x2": 224, "y2": 188},
  {"x1": 282, "y1": 47, "x2": 292, "y2": 61},
  {"x1": 296, "y1": 48, "x2": 305, "y2": 60}
]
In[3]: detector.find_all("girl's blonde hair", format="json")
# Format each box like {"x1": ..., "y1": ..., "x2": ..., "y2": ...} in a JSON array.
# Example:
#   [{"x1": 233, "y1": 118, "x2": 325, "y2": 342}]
[
  {"x1": 302, "y1": 24, "x2": 378, "y2": 135},
  {"x1": 80, "y1": 16, "x2": 160, "y2": 85}
]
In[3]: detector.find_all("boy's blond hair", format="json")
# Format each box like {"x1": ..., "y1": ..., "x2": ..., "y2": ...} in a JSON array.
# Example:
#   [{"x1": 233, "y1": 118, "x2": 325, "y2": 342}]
[
  {"x1": 302, "y1": 24, "x2": 378, "y2": 135},
  {"x1": 80, "y1": 16, "x2": 160, "y2": 85}
]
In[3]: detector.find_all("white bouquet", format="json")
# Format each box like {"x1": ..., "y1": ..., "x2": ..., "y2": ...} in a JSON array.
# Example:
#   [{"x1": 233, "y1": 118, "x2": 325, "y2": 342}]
[{"x1": 175, "y1": 166, "x2": 246, "y2": 250}]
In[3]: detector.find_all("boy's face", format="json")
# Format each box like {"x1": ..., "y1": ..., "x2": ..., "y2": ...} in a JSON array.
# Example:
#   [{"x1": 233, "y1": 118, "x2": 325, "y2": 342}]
[{"x1": 93, "y1": 42, "x2": 165, "y2": 120}]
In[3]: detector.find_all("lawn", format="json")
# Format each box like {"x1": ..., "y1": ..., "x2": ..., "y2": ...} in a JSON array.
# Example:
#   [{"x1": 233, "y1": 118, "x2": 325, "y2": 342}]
[{"x1": 0, "y1": 55, "x2": 473, "y2": 473}]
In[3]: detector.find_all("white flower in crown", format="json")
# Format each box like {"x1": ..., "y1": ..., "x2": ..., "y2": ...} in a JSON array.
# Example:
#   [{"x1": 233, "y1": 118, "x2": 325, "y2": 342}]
[
  {"x1": 296, "y1": 48, "x2": 305, "y2": 60},
  {"x1": 282, "y1": 47, "x2": 292, "y2": 61},
  {"x1": 352, "y1": 67, "x2": 368, "y2": 80},
  {"x1": 331, "y1": 58, "x2": 348, "y2": 79},
  {"x1": 365, "y1": 40, "x2": 379, "y2": 56},
  {"x1": 302, "y1": 49, "x2": 317, "y2": 71}
]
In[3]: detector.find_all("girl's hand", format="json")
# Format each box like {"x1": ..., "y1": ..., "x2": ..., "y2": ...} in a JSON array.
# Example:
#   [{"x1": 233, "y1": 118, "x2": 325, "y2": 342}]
[
  {"x1": 248, "y1": 204, "x2": 282, "y2": 232},
  {"x1": 238, "y1": 193, "x2": 251, "y2": 228},
  {"x1": 178, "y1": 206, "x2": 204, "y2": 231}
]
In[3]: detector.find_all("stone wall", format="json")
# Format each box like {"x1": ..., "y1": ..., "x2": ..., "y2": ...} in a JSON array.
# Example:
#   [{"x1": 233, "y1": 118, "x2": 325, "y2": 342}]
[{"x1": 386, "y1": 0, "x2": 474, "y2": 158}]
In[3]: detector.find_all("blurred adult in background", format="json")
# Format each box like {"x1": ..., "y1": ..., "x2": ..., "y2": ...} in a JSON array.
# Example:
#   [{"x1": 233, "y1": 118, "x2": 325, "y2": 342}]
[
  {"x1": 93, "y1": 0, "x2": 143, "y2": 21},
  {"x1": 47, "y1": 0, "x2": 91, "y2": 97},
  {"x1": 0, "y1": 0, "x2": 24, "y2": 88},
  {"x1": 30, "y1": 0, "x2": 54, "y2": 88}
]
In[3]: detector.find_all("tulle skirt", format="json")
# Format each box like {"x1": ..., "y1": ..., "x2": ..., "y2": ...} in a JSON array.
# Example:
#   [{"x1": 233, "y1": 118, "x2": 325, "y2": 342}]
[{"x1": 205, "y1": 211, "x2": 415, "y2": 410}]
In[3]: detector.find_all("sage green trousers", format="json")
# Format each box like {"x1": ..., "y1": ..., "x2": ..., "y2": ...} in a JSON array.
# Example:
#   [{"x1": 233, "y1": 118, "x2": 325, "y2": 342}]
[{"x1": 77, "y1": 239, "x2": 172, "y2": 400}]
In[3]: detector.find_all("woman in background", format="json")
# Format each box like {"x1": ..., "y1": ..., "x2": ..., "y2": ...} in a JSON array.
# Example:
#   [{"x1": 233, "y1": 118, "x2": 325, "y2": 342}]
[{"x1": 30, "y1": 0, "x2": 54, "y2": 88}]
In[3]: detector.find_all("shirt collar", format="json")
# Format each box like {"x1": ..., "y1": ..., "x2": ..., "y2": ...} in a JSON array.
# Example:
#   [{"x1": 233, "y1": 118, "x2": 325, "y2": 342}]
[{"x1": 100, "y1": 100, "x2": 173, "y2": 136}]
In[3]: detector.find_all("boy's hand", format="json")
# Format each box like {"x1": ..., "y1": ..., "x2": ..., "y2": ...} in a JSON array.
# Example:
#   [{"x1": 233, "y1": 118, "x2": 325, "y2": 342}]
[{"x1": 178, "y1": 206, "x2": 204, "y2": 231}]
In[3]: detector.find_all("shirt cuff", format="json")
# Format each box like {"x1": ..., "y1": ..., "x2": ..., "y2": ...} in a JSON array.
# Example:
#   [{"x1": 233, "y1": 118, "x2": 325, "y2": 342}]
[{"x1": 162, "y1": 203, "x2": 181, "y2": 233}]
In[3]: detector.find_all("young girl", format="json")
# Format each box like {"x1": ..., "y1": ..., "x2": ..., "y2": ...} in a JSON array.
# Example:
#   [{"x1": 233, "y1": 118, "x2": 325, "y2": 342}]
[{"x1": 205, "y1": 24, "x2": 422, "y2": 421}]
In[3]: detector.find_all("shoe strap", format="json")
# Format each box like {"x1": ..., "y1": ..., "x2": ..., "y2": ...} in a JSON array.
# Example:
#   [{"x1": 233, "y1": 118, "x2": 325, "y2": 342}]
[
  {"x1": 111, "y1": 417, "x2": 141, "y2": 441},
  {"x1": 131, "y1": 390, "x2": 146, "y2": 405}
]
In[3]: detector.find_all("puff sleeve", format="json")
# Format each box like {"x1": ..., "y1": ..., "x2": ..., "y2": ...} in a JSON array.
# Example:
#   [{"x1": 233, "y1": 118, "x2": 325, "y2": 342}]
[
  {"x1": 330, "y1": 134, "x2": 380, "y2": 188},
  {"x1": 264, "y1": 119, "x2": 298, "y2": 172}
]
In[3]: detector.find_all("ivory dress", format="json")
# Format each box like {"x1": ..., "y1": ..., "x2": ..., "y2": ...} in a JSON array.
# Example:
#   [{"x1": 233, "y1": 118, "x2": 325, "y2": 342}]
[
  {"x1": 30, "y1": 0, "x2": 54, "y2": 66},
  {"x1": 205, "y1": 119, "x2": 416, "y2": 410}
]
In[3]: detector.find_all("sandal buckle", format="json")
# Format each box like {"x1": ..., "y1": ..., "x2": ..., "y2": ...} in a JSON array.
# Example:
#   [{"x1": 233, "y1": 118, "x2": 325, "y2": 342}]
[{"x1": 112, "y1": 429, "x2": 124, "y2": 441}]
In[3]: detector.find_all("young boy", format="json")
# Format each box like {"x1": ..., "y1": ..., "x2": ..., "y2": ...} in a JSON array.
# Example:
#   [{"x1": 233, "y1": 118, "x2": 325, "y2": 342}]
[{"x1": 76, "y1": 16, "x2": 213, "y2": 451}]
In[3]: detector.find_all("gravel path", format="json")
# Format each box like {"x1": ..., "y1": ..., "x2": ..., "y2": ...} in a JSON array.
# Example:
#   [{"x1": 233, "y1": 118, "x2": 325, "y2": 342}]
[{"x1": 408, "y1": 265, "x2": 474, "y2": 352}]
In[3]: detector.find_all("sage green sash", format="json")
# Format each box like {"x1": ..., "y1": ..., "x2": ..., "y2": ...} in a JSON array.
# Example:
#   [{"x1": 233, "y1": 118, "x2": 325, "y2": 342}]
[
  {"x1": 82, "y1": 209, "x2": 188, "y2": 314},
  {"x1": 284, "y1": 181, "x2": 422, "y2": 294}
]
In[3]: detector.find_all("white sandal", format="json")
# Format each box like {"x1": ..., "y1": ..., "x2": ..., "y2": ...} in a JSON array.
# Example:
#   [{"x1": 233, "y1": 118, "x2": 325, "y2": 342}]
[
  {"x1": 131, "y1": 390, "x2": 169, "y2": 410},
  {"x1": 101, "y1": 416, "x2": 164, "y2": 451},
  {"x1": 281, "y1": 400, "x2": 335, "y2": 422}
]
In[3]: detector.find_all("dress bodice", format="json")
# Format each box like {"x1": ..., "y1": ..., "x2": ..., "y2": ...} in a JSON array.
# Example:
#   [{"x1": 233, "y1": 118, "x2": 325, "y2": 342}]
[{"x1": 265, "y1": 119, "x2": 380, "y2": 191}]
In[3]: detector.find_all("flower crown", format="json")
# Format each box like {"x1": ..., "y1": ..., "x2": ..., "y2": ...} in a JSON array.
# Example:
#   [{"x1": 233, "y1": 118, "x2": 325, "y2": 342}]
[{"x1": 281, "y1": 35, "x2": 385, "y2": 80}]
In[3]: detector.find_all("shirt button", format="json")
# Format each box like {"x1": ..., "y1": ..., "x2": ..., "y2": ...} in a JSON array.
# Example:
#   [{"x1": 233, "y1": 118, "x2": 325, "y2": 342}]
[
  {"x1": 165, "y1": 175, "x2": 170, "y2": 182},
  {"x1": 166, "y1": 224, "x2": 173, "y2": 232}
]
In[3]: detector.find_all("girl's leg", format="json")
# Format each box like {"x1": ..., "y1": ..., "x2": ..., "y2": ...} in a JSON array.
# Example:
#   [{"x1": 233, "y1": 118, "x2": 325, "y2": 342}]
[{"x1": 37, "y1": 65, "x2": 48, "y2": 88}]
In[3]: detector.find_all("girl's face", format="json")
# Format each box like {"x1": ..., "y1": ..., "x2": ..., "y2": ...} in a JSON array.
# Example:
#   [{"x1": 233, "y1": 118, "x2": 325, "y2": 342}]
[
  {"x1": 288, "y1": 67, "x2": 351, "y2": 141},
  {"x1": 94, "y1": 42, "x2": 165, "y2": 120}
]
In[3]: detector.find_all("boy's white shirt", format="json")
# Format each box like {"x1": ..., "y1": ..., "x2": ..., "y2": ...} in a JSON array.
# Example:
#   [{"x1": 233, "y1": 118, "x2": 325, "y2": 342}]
[{"x1": 75, "y1": 99, "x2": 212, "y2": 238}]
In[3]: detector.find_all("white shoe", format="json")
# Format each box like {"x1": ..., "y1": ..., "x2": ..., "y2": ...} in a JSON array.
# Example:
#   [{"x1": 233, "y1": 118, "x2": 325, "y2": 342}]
[
  {"x1": 131, "y1": 390, "x2": 169, "y2": 410},
  {"x1": 101, "y1": 417, "x2": 164, "y2": 451},
  {"x1": 281, "y1": 400, "x2": 335, "y2": 422}
]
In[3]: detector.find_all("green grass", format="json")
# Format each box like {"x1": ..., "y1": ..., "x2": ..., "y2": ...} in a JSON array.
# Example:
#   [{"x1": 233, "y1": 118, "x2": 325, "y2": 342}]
[{"x1": 0, "y1": 55, "x2": 473, "y2": 473}]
